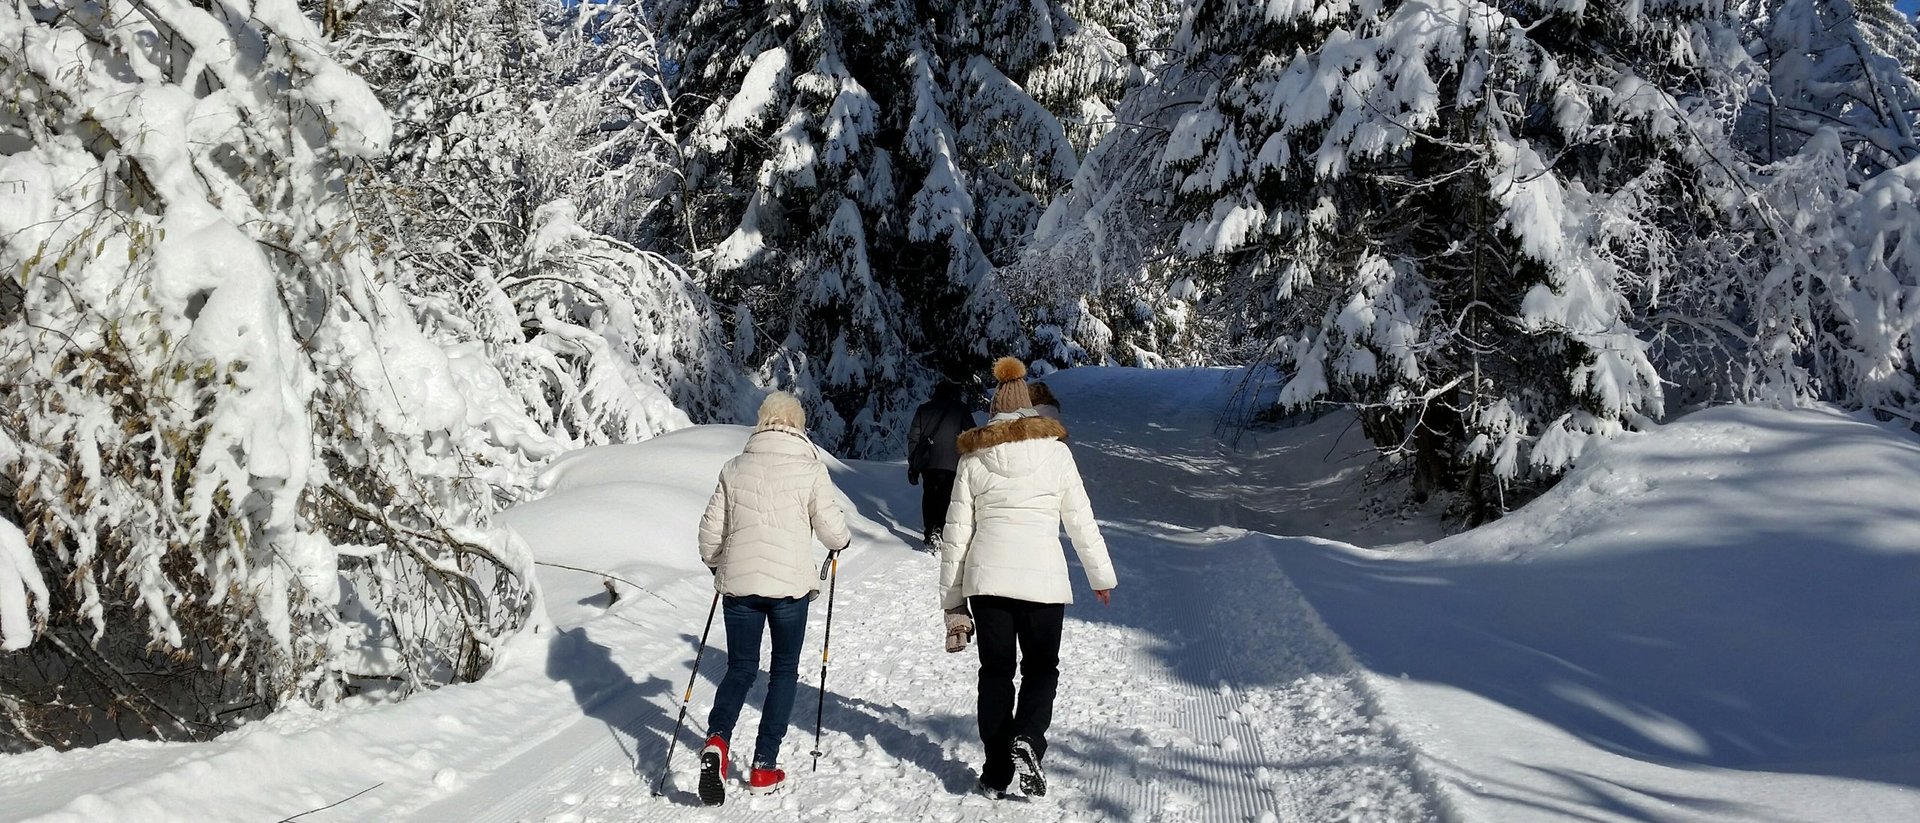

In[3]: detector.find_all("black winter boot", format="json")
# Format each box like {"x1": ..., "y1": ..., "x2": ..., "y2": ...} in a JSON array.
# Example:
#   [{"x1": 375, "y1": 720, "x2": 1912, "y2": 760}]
[{"x1": 1012, "y1": 736, "x2": 1046, "y2": 797}]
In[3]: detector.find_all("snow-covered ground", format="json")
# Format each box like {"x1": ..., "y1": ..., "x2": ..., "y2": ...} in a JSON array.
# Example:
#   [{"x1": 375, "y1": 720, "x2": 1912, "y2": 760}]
[
  {"x1": 1276, "y1": 405, "x2": 1920, "y2": 822},
  {"x1": 1, "y1": 368, "x2": 1916, "y2": 822}
]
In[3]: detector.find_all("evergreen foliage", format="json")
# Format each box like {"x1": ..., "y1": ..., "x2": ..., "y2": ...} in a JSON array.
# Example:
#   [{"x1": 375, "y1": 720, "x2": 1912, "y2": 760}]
[
  {"x1": 651, "y1": 0, "x2": 1140, "y2": 455},
  {"x1": 1034, "y1": 0, "x2": 1920, "y2": 517}
]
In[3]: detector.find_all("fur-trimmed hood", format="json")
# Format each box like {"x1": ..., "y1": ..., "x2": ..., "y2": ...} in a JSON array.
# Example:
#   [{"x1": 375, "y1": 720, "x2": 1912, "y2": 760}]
[
  {"x1": 957, "y1": 415, "x2": 1068, "y2": 456},
  {"x1": 958, "y1": 416, "x2": 1069, "y2": 481}
]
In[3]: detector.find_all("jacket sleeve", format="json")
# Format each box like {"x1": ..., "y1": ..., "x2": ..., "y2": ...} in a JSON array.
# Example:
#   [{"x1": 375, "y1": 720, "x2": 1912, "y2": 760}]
[
  {"x1": 810, "y1": 463, "x2": 852, "y2": 551},
  {"x1": 1058, "y1": 447, "x2": 1117, "y2": 592},
  {"x1": 938, "y1": 459, "x2": 979, "y2": 610},
  {"x1": 906, "y1": 408, "x2": 926, "y2": 474},
  {"x1": 698, "y1": 478, "x2": 727, "y2": 569}
]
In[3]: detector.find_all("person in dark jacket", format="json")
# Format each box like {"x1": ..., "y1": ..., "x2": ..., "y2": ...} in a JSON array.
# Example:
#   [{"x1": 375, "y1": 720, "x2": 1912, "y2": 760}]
[{"x1": 907, "y1": 379, "x2": 976, "y2": 550}]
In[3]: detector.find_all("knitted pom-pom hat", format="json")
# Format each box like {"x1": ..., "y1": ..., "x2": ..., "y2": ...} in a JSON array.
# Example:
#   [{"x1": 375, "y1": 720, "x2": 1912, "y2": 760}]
[
  {"x1": 990, "y1": 357, "x2": 1032, "y2": 414},
  {"x1": 757, "y1": 391, "x2": 806, "y2": 431}
]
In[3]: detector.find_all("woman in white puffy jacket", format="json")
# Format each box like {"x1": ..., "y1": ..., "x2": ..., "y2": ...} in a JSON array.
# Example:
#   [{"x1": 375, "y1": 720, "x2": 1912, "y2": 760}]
[
  {"x1": 695, "y1": 392, "x2": 850, "y2": 804},
  {"x1": 938, "y1": 358, "x2": 1117, "y2": 800}
]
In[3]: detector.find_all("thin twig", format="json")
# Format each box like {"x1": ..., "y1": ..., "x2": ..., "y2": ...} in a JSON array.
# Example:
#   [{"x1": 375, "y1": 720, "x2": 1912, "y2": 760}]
[
  {"x1": 277, "y1": 782, "x2": 384, "y2": 822},
  {"x1": 533, "y1": 561, "x2": 673, "y2": 605}
]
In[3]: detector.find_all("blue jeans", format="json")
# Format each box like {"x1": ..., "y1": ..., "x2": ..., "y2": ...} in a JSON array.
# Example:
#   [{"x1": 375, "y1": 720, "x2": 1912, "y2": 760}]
[{"x1": 706, "y1": 594, "x2": 809, "y2": 768}]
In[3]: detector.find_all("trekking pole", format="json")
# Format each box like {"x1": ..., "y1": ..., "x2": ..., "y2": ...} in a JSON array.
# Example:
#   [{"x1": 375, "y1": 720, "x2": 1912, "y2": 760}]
[
  {"x1": 809, "y1": 549, "x2": 842, "y2": 771},
  {"x1": 650, "y1": 591, "x2": 721, "y2": 797}
]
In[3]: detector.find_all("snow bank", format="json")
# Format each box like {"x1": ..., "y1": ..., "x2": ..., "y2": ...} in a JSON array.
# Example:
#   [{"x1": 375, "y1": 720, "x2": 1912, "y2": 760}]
[
  {"x1": 507, "y1": 425, "x2": 869, "y2": 623},
  {"x1": 1279, "y1": 404, "x2": 1920, "y2": 821},
  {"x1": 1432, "y1": 404, "x2": 1920, "y2": 562},
  {"x1": 0, "y1": 422, "x2": 884, "y2": 820},
  {"x1": 504, "y1": 427, "x2": 751, "y2": 614}
]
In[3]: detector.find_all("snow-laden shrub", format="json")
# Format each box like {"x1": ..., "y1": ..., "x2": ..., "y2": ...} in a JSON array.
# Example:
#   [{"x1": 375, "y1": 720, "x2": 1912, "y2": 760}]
[
  {"x1": 495, "y1": 200, "x2": 747, "y2": 443},
  {"x1": 1008, "y1": 64, "x2": 1221, "y2": 370},
  {"x1": 531, "y1": 0, "x2": 682, "y2": 243},
  {"x1": 1681, "y1": 0, "x2": 1920, "y2": 424},
  {"x1": 340, "y1": 0, "x2": 748, "y2": 446},
  {"x1": 0, "y1": 0, "x2": 532, "y2": 749}
]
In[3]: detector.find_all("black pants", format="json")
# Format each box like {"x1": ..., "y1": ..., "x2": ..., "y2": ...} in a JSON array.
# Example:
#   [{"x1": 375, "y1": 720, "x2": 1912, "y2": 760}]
[
  {"x1": 970, "y1": 594, "x2": 1064, "y2": 790},
  {"x1": 921, "y1": 469, "x2": 956, "y2": 540}
]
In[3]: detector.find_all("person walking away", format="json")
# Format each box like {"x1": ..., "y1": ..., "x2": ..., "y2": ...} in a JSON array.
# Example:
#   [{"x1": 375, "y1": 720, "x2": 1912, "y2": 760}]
[
  {"x1": 906, "y1": 379, "x2": 976, "y2": 551},
  {"x1": 696, "y1": 391, "x2": 851, "y2": 804},
  {"x1": 1029, "y1": 382, "x2": 1061, "y2": 420},
  {"x1": 937, "y1": 357, "x2": 1116, "y2": 799}
]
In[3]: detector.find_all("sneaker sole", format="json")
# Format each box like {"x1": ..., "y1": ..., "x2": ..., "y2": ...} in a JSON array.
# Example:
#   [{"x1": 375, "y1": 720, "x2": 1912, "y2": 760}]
[
  {"x1": 698, "y1": 751, "x2": 725, "y2": 806},
  {"x1": 1012, "y1": 740, "x2": 1046, "y2": 797}
]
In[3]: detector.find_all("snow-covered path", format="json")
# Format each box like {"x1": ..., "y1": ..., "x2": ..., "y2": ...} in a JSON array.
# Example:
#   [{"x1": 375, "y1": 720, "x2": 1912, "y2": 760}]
[
  {"x1": 13, "y1": 367, "x2": 1911, "y2": 822},
  {"x1": 0, "y1": 367, "x2": 1437, "y2": 823},
  {"x1": 415, "y1": 408, "x2": 1439, "y2": 821}
]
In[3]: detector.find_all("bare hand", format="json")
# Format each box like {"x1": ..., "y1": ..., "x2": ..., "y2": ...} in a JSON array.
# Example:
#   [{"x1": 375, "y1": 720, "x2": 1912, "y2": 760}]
[{"x1": 1094, "y1": 589, "x2": 1112, "y2": 606}]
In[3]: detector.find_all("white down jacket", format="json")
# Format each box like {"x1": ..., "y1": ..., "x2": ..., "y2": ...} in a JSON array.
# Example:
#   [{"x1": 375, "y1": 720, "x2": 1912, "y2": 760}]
[
  {"x1": 699, "y1": 425, "x2": 851, "y2": 599},
  {"x1": 938, "y1": 413, "x2": 1117, "y2": 610}
]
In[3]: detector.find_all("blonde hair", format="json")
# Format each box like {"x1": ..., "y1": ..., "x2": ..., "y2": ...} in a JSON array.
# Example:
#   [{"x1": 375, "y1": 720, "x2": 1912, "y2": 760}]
[{"x1": 756, "y1": 391, "x2": 806, "y2": 430}]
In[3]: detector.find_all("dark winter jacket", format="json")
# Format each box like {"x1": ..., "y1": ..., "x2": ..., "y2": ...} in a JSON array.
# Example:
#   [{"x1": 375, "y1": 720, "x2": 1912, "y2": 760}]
[{"x1": 907, "y1": 386, "x2": 976, "y2": 475}]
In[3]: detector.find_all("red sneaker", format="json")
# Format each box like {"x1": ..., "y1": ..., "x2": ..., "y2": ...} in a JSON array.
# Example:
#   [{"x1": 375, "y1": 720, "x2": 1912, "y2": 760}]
[
  {"x1": 699, "y1": 736, "x2": 728, "y2": 806},
  {"x1": 748, "y1": 767, "x2": 786, "y2": 795}
]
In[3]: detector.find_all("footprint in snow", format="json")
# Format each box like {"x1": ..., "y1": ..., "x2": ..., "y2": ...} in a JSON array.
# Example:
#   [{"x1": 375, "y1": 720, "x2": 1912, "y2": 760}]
[{"x1": 830, "y1": 788, "x2": 866, "y2": 811}]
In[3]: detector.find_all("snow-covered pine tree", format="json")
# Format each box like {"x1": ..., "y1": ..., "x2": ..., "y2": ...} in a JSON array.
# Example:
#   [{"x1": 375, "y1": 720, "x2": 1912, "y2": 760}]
[
  {"x1": 1021, "y1": 0, "x2": 1920, "y2": 511},
  {"x1": 1161, "y1": 0, "x2": 1759, "y2": 515},
  {"x1": 1848, "y1": 0, "x2": 1920, "y2": 81},
  {"x1": 0, "y1": 0, "x2": 532, "y2": 748},
  {"x1": 1042, "y1": 0, "x2": 1182, "y2": 150},
  {"x1": 654, "y1": 0, "x2": 1130, "y2": 455}
]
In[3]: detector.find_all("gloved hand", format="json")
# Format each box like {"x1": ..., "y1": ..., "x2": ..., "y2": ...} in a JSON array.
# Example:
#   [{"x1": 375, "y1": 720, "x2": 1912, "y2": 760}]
[
  {"x1": 908, "y1": 471, "x2": 920, "y2": 486},
  {"x1": 819, "y1": 543, "x2": 848, "y2": 580},
  {"x1": 944, "y1": 606, "x2": 974, "y2": 653}
]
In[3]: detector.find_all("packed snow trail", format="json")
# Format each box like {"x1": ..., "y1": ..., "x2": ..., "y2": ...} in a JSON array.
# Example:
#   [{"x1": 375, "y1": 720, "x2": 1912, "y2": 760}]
[
  {"x1": 415, "y1": 467, "x2": 1436, "y2": 821},
  {"x1": 403, "y1": 368, "x2": 1438, "y2": 822}
]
